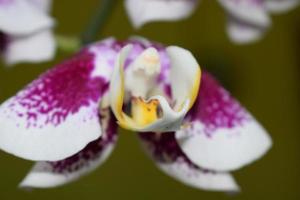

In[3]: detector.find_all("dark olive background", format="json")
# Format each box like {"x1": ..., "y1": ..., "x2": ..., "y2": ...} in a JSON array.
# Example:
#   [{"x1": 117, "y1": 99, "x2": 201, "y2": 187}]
[{"x1": 0, "y1": 0, "x2": 300, "y2": 199}]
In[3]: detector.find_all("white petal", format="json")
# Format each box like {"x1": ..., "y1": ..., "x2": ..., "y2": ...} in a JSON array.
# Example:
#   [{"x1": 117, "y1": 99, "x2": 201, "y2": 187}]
[
  {"x1": 158, "y1": 162, "x2": 239, "y2": 192},
  {"x1": 167, "y1": 46, "x2": 201, "y2": 111},
  {"x1": 265, "y1": 0, "x2": 300, "y2": 13},
  {"x1": 227, "y1": 18, "x2": 266, "y2": 44},
  {"x1": 20, "y1": 108, "x2": 118, "y2": 188},
  {"x1": 109, "y1": 45, "x2": 131, "y2": 124},
  {"x1": 218, "y1": 0, "x2": 271, "y2": 27},
  {"x1": 0, "y1": 0, "x2": 54, "y2": 35},
  {"x1": 139, "y1": 132, "x2": 240, "y2": 192},
  {"x1": 4, "y1": 30, "x2": 56, "y2": 65},
  {"x1": 0, "y1": 48, "x2": 111, "y2": 161},
  {"x1": 175, "y1": 72, "x2": 272, "y2": 171},
  {"x1": 27, "y1": 0, "x2": 52, "y2": 13},
  {"x1": 125, "y1": 0, "x2": 199, "y2": 28},
  {"x1": 176, "y1": 120, "x2": 272, "y2": 172}
]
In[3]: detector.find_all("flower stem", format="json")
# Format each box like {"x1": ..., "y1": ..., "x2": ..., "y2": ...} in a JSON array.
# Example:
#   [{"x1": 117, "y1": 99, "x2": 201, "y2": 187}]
[
  {"x1": 81, "y1": 0, "x2": 117, "y2": 45},
  {"x1": 56, "y1": 35, "x2": 81, "y2": 53}
]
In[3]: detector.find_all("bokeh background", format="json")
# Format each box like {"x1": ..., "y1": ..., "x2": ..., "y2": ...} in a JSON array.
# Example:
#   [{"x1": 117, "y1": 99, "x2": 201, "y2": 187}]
[{"x1": 0, "y1": 0, "x2": 300, "y2": 199}]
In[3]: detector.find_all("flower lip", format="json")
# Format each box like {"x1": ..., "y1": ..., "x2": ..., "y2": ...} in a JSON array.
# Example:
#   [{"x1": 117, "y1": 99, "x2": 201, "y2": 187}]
[
  {"x1": 109, "y1": 44, "x2": 201, "y2": 132},
  {"x1": 131, "y1": 97, "x2": 160, "y2": 126}
]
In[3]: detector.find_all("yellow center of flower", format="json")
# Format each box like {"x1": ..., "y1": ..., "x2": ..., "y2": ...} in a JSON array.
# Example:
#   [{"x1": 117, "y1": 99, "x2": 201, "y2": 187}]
[{"x1": 131, "y1": 97, "x2": 159, "y2": 126}]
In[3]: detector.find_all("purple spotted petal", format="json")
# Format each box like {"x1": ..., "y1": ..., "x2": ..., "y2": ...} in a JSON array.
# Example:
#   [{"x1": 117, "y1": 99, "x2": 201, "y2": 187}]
[
  {"x1": 139, "y1": 132, "x2": 239, "y2": 192},
  {"x1": 20, "y1": 108, "x2": 118, "y2": 188},
  {"x1": 175, "y1": 71, "x2": 272, "y2": 171},
  {"x1": 0, "y1": 40, "x2": 117, "y2": 161}
]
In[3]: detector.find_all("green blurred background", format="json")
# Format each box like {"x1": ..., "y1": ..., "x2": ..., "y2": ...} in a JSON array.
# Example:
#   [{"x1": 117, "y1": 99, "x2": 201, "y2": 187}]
[{"x1": 0, "y1": 0, "x2": 300, "y2": 199}]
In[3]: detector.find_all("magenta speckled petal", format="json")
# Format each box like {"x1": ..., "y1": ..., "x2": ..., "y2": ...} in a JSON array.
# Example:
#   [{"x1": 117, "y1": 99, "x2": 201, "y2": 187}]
[
  {"x1": 0, "y1": 46, "x2": 112, "y2": 161},
  {"x1": 139, "y1": 132, "x2": 239, "y2": 192},
  {"x1": 20, "y1": 108, "x2": 118, "y2": 188},
  {"x1": 176, "y1": 71, "x2": 272, "y2": 171}
]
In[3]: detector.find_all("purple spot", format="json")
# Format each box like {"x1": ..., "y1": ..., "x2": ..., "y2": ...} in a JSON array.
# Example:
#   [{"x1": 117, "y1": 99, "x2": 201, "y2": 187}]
[
  {"x1": 140, "y1": 132, "x2": 199, "y2": 169},
  {"x1": 187, "y1": 71, "x2": 249, "y2": 136},
  {"x1": 163, "y1": 84, "x2": 172, "y2": 97}
]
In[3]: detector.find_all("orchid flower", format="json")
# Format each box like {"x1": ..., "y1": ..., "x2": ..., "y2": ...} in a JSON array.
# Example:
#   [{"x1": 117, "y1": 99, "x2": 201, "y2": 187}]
[
  {"x1": 0, "y1": 0, "x2": 55, "y2": 65},
  {"x1": 0, "y1": 37, "x2": 271, "y2": 191},
  {"x1": 125, "y1": 0, "x2": 300, "y2": 44}
]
